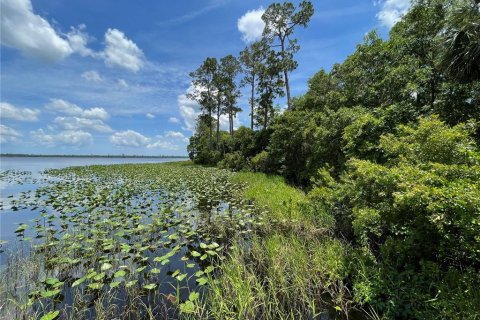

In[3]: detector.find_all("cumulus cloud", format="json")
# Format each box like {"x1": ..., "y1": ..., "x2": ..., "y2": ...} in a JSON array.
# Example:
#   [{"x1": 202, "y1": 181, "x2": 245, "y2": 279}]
[
  {"x1": 165, "y1": 131, "x2": 189, "y2": 143},
  {"x1": 165, "y1": 131, "x2": 185, "y2": 139},
  {"x1": 237, "y1": 7, "x2": 265, "y2": 43},
  {"x1": 66, "y1": 25, "x2": 95, "y2": 57},
  {"x1": 376, "y1": 0, "x2": 410, "y2": 28},
  {"x1": 146, "y1": 113, "x2": 155, "y2": 119},
  {"x1": 147, "y1": 140, "x2": 180, "y2": 150},
  {"x1": 53, "y1": 116, "x2": 113, "y2": 133},
  {"x1": 81, "y1": 70, "x2": 102, "y2": 82},
  {"x1": 31, "y1": 128, "x2": 92, "y2": 147},
  {"x1": 168, "y1": 117, "x2": 180, "y2": 124},
  {"x1": 45, "y1": 99, "x2": 109, "y2": 121},
  {"x1": 0, "y1": 0, "x2": 73, "y2": 61},
  {"x1": 0, "y1": 102, "x2": 40, "y2": 121},
  {"x1": 103, "y1": 28, "x2": 144, "y2": 72},
  {"x1": 108, "y1": 128, "x2": 188, "y2": 150},
  {"x1": 1, "y1": 1, "x2": 145, "y2": 71},
  {"x1": 110, "y1": 130, "x2": 150, "y2": 147},
  {"x1": 178, "y1": 85, "x2": 201, "y2": 131},
  {"x1": 0, "y1": 124, "x2": 22, "y2": 143}
]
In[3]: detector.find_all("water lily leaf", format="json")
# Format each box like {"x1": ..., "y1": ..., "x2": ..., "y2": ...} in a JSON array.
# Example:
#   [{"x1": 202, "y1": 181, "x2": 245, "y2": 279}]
[
  {"x1": 40, "y1": 310, "x2": 60, "y2": 320},
  {"x1": 196, "y1": 277, "x2": 208, "y2": 286},
  {"x1": 143, "y1": 283, "x2": 157, "y2": 290},
  {"x1": 179, "y1": 300, "x2": 195, "y2": 314},
  {"x1": 204, "y1": 265, "x2": 215, "y2": 274},
  {"x1": 161, "y1": 259, "x2": 170, "y2": 265},
  {"x1": 110, "y1": 281, "x2": 121, "y2": 288},
  {"x1": 87, "y1": 283, "x2": 103, "y2": 290},
  {"x1": 114, "y1": 270, "x2": 126, "y2": 278},
  {"x1": 100, "y1": 262, "x2": 112, "y2": 271},
  {"x1": 176, "y1": 273, "x2": 187, "y2": 281},
  {"x1": 126, "y1": 280, "x2": 138, "y2": 288},
  {"x1": 190, "y1": 250, "x2": 201, "y2": 257},
  {"x1": 40, "y1": 289, "x2": 61, "y2": 298},
  {"x1": 93, "y1": 272, "x2": 105, "y2": 281},
  {"x1": 136, "y1": 266, "x2": 147, "y2": 273},
  {"x1": 189, "y1": 291, "x2": 199, "y2": 301},
  {"x1": 71, "y1": 277, "x2": 87, "y2": 287}
]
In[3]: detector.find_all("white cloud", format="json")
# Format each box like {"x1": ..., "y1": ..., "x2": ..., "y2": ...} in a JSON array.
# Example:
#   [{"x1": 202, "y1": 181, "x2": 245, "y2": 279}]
[
  {"x1": 117, "y1": 79, "x2": 129, "y2": 88},
  {"x1": 237, "y1": 7, "x2": 265, "y2": 43},
  {"x1": 0, "y1": 1, "x2": 146, "y2": 72},
  {"x1": 169, "y1": 117, "x2": 180, "y2": 124},
  {"x1": 53, "y1": 116, "x2": 113, "y2": 133},
  {"x1": 146, "y1": 113, "x2": 155, "y2": 119},
  {"x1": 66, "y1": 25, "x2": 95, "y2": 57},
  {"x1": 45, "y1": 99, "x2": 109, "y2": 121},
  {"x1": 110, "y1": 130, "x2": 150, "y2": 147},
  {"x1": 376, "y1": 0, "x2": 410, "y2": 28},
  {"x1": 108, "y1": 129, "x2": 187, "y2": 150},
  {"x1": 103, "y1": 28, "x2": 144, "y2": 72},
  {"x1": 178, "y1": 85, "x2": 201, "y2": 131},
  {"x1": 81, "y1": 70, "x2": 102, "y2": 82},
  {"x1": 0, "y1": 0, "x2": 73, "y2": 61},
  {"x1": 82, "y1": 107, "x2": 109, "y2": 121},
  {"x1": 31, "y1": 128, "x2": 92, "y2": 147},
  {"x1": 0, "y1": 124, "x2": 22, "y2": 143},
  {"x1": 165, "y1": 131, "x2": 185, "y2": 139},
  {"x1": 147, "y1": 140, "x2": 180, "y2": 150},
  {"x1": 0, "y1": 102, "x2": 40, "y2": 121}
]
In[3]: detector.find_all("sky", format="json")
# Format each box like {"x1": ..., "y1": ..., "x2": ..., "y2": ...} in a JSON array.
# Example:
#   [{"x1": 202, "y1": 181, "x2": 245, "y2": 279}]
[{"x1": 0, "y1": 0, "x2": 410, "y2": 156}]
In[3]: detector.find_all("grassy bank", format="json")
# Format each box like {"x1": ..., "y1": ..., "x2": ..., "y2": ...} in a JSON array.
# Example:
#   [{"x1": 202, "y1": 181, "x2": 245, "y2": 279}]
[{"x1": 206, "y1": 171, "x2": 355, "y2": 319}]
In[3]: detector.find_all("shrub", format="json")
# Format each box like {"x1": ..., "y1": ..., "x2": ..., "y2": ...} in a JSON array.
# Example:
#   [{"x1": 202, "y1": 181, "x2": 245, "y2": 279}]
[{"x1": 218, "y1": 151, "x2": 249, "y2": 171}]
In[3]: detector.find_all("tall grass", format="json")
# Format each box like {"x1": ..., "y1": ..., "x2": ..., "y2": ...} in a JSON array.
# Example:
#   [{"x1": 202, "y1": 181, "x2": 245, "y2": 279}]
[{"x1": 206, "y1": 171, "x2": 356, "y2": 319}]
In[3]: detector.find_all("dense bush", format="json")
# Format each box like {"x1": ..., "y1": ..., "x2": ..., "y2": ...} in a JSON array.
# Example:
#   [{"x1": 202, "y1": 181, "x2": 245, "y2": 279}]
[{"x1": 310, "y1": 117, "x2": 480, "y2": 318}]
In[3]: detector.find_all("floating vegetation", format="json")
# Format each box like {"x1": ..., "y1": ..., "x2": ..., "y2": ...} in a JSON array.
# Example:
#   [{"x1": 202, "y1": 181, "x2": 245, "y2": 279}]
[{"x1": 0, "y1": 163, "x2": 260, "y2": 319}]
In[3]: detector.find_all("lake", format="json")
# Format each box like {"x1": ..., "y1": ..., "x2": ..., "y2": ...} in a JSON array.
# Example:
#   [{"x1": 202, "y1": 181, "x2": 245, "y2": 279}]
[{"x1": 0, "y1": 157, "x2": 187, "y2": 244}]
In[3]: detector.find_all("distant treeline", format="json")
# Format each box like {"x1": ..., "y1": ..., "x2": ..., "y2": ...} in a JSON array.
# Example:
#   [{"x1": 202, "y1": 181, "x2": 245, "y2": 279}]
[{"x1": 0, "y1": 154, "x2": 188, "y2": 158}]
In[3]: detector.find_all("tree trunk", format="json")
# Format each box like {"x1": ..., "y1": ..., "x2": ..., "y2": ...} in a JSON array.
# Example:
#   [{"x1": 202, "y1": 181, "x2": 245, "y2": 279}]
[
  {"x1": 250, "y1": 76, "x2": 255, "y2": 130},
  {"x1": 208, "y1": 109, "x2": 213, "y2": 148},
  {"x1": 216, "y1": 103, "x2": 220, "y2": 150},
  {"x1": 281, "y1": 40, "x2": 291, "y2": 109},
  {"x1": 284, "y1": 69, "x2": 291, "y2": 109}
]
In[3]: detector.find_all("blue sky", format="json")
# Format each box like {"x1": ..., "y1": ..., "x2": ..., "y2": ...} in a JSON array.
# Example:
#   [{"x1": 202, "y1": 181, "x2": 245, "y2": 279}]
[{"x1": 0, "y1": 0, "x2": 409, "y2": 156}]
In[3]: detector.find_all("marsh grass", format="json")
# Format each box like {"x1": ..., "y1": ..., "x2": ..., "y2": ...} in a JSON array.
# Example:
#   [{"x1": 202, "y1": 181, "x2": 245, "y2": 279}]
[{"x1": 207, "y1": 171, "x2": 359, "y2": 319}]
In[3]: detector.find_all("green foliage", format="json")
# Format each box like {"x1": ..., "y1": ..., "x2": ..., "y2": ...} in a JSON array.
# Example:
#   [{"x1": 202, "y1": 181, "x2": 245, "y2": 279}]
[
  {"x1": 310, "y1": 117, "x2": 480, "y2": 318},
  {"x1": 250, "y1": 151, "x2": 270, "y2": 173},
  {"x1": 218, "y1": 151, "x2": 248, "y2": 172}
]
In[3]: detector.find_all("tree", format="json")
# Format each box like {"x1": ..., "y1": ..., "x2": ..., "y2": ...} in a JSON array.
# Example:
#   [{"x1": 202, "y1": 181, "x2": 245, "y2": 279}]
[
  {"x1": 440, "y1": 0, "x2": 480, "y2": 83},
  {"x1": 256, "y1": 49, "x2": 284, "y2": 129},
  {"x1": 187, "y1": 58, "x2": 218, "y2": 147},
  {"x1": 219, "y1": 55, "x2": 242, "y2": 136},
  {"x1": 240, "y1": 41, "x2": 268, "y2": 129},
  {"x1": 262, "y1": 1, "x2": 314, "y2": 109}
]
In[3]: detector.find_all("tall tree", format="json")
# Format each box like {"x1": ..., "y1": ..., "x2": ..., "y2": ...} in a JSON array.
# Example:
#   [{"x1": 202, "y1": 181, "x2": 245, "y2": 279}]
[
  {"x1": 256, "y1": 49, "x2": 284, "y2": 129},
  {"x1": 262, "y1": 1, "x2": 314, "y2": 109},
  {"x1": 240, "y1": 41, "x2": 268, "y2": 130},
  {"x1": 187, "y1": 58, "x2": 218, "y2": 147},
  {"x1": 219, "y1": 55, "x2": 242, "y2": 136}
]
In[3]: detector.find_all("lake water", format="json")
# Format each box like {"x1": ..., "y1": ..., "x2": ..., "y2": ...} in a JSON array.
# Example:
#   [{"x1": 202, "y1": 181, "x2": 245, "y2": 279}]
[{"x1": 0, "y1": 157, "x2": 187, "y2": 244}]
